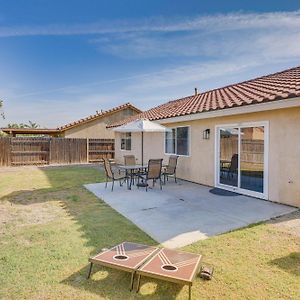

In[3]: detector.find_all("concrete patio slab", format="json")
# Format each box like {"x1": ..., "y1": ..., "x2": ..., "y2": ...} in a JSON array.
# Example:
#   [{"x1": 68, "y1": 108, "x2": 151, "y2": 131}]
[{"x1": 85, "y1": 180, "x2": 297, "y2": 248}]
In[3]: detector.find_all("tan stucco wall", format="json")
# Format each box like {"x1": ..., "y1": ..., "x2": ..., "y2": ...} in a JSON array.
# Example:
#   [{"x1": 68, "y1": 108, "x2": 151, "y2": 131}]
[
  {"x1": 115, "y1": 107, "x2": 300, "y2": 207},
  {"x1": 64, "y1": 121, "x2": 115, "y2": 139},
  {"x1": 63, "y1": 108, "x2": 137, "y2": 139}
]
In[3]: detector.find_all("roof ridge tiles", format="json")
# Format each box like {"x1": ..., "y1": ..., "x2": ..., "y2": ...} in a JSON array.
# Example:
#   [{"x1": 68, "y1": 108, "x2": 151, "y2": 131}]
[
  {"x1": 199, "y1": 65, "x2": 300, "y2": 95},
  {"x1": 107, "y1": 65, "x2": 300, "y2": 128},
  {"x1": 58, "y1": 102, "x2": 141, "y2": 130}
]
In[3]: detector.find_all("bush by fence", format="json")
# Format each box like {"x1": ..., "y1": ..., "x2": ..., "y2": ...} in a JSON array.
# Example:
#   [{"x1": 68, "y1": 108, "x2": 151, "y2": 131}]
[{"x1": 0, "y1": 137, "x2": 114, "y2": 166}]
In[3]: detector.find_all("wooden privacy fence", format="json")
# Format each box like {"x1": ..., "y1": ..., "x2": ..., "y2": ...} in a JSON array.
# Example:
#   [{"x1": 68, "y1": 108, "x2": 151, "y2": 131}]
[
  {"x1": 0, "y1": 138, "x2": 10, "y2": 166},
  {"x1": 0, "y1": 137, "x2": 115, "y2": 166},
  {"x1": 88, "y1": 139, "x2": 115, "y2": 162},
  {"x1": 220, "y1": 137, "x2": 264, "y2": 166},
  {"x1": 49, "y1": 138, "x2": 87, "y2": 164}
]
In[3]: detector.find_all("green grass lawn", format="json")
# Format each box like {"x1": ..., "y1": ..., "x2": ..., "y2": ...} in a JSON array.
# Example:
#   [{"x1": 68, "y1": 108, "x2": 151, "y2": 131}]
[{"x1": 0, "y1": 165, "x2": 299, "y2": 300}]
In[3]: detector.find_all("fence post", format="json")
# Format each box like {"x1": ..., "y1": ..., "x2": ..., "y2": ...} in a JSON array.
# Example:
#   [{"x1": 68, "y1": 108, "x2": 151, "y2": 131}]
[
  {"x1": 48, "y1": 138, "x2": 51, "y2": 164},
  {"x1": 9, "y1": 137, "x2": 12, "y2": 166},
  {"x1": 86, "y1": 138, "x2": 89, "y2": 163}
]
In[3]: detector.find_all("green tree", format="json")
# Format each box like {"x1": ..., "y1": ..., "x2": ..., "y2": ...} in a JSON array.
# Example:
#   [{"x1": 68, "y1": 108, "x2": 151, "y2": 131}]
[
  {"x1": 7, "y1": 123, "x2": 26, "y2": 128},
  {"x1": 25, "y1": 121, "x2": 40, "y2": 128},
  {"x1": 7, "y1": 121, "x2": 40, "y2": 129},
  {"x1": 0, "y1": 99, "x2": 4, "y2": 119}
]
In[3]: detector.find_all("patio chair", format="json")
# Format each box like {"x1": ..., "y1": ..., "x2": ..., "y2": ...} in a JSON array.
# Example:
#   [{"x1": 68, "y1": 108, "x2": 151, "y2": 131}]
[
  {"x1": 124, "y1": 155, "x2": 136, "y2": 165},
  {"x1": 137, "y1": 159, "x2": 163, "y2": 191},
  {"x1": 124, "y1": 155, "x2": 140, "y2": 185},
  {"x1": 102, "y1": 158, "x2": 127, "y2": 191},
  {"x1": 162, "y1": 155, "x2": 179, "y2": 184},
  {"x1": 221, "y1": 154, "x2": 238, "y2": 179}
]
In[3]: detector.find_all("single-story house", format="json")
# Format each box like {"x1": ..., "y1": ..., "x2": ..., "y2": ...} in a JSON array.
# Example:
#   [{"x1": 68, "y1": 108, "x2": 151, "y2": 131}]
[
  {"x1": 2, "y1": 103, "x2": 142, "y2": 138},
  {"x1": 58, "y1": 102, "x2": 141, "y2": 139},
  {"x1": 109, "y1": 66, "x2": 300, "y2": 208}
]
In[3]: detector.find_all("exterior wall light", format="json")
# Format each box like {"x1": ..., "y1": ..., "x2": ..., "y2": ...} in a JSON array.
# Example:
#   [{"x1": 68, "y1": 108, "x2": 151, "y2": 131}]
[{"x1": 203, "y1": 129, "x2": 210, "y2": 140}]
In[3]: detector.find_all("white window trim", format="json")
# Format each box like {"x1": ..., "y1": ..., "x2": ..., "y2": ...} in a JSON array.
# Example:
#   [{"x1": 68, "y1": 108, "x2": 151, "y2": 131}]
[
  {"x1": 164, "y1": 125, "x2": 191, "y2": 157},
  {"x1": 120, "y1": 132, "x2": 132, "y2": 151},
  {"x1": 214, "y1": 121, "x2": 269, "y2": 200}
]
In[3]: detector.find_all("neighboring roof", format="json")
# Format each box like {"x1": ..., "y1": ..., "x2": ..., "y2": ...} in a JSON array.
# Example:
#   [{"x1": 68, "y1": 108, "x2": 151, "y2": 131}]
[
  {"x1": 58, "y1": 102, "x2": 142, "y2": 131},
  {"x1": 108, "y1": 66, "x2": 300, "y2": 128},
  {"x1": 1, "y1": 128, "x2": 61, "y2": 135},
  {"x1": 1, "y1": 103, "x2": 142, "y2": 135}
]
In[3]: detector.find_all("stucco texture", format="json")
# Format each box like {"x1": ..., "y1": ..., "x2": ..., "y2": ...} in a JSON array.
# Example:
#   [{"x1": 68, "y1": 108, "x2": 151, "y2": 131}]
[{"x1": 115, "y1": 107, "x2": 300, "y2": 207}]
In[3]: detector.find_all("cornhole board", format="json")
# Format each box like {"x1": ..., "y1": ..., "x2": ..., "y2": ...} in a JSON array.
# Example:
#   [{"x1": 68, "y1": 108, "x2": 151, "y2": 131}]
[
  {"x1": 87, "y1": 242, "x2": 159, "y2": 290},
  {"x1": 136, "y1": 248, "x2": 202, "y2": 300}
]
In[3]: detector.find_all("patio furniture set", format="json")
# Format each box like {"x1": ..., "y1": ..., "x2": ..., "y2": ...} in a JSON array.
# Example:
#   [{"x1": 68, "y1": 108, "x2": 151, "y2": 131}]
[
  {"x1": 102, "y1": 155, "x2": 179, "y2": 191},
  {"x1": 87, "y1": 242, "x2": 202, "y2": 300}
]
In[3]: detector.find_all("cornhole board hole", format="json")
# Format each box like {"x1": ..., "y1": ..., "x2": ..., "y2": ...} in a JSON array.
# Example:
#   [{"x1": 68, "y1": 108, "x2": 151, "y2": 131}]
[
  {"x1": 136, "y1": 248, "x2": 202, "y2": 300},
  {"x1": 87, "y1": 242, "x2": 159, "y2": 290}
]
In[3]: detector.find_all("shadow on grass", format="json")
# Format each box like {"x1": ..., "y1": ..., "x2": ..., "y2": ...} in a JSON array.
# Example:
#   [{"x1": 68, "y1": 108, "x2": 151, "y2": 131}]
[
  {"x1": 3, "y1": 165, "x2": 297, "y2": 299},
  {"x1": 2, "y1": 166, "x2": 137, "y2": 247},
  {"x1": 62, "y1": 264, "x2": 183, "y2": 300},
  {"x1": 3, "y1": 165, "x2": 182, "y2": 298},
  {"x1": 269, "y1": 252, "x2": 300, "y2": 276}
]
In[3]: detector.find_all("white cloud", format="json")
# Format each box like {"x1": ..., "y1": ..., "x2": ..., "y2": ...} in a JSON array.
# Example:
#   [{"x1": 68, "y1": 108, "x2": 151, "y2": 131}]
[
  {"x1": 1, "y1": 10, "x2": 300, "y2": 127},
  {"x1": 0, "y1": 11, "x2": 299, "y2": 37},
  {"x1": 92, "y1": 14, "x2": 300, "y2": 60}
]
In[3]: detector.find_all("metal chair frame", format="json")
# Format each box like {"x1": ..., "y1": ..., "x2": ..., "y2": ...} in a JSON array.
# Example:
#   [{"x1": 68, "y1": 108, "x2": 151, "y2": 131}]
[
  {"x1": 137, "y1": 159, "x2": 163, "y2": 191},
  {"x1": 102, "y1": 158, "x2": 127, "y2": 191},
  {"x1": 163, "y1": 155, "x2": 179, "y2": 184}
]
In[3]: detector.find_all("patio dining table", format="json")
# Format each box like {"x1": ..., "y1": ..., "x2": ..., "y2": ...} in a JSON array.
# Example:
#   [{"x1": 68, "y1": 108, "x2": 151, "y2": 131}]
[{"x1": 118, "y1": 164, "x2": 148, "y2": 190}]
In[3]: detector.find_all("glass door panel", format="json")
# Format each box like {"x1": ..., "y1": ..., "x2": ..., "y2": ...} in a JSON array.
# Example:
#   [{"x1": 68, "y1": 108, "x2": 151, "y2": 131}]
[
  {"x1": 219, "y1": 128, "x2": 239, "y2": 187},
  {"x1": 240, "y1": 127, "x2": 264, "y2": 193}
]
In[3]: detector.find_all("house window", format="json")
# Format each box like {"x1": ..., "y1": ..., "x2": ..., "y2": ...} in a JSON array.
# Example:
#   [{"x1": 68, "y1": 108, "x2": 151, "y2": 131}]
[
  {"x1": 165, "y1": 126, "x2": 189, "y2": 156},
  {"x1": 121, "y1": 132, "x2": 131, "y2": 150}
]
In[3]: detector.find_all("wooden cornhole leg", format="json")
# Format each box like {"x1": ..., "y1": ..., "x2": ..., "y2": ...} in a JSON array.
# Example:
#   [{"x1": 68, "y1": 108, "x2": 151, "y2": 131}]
[
  {"x1": 136, "y1": 274, "x2": 141, "y2": 293},
  {"x1": 87, "y1": 262, "x2": 135, "y2": 291},
  {"x1": 87, "y1": 262, "x2": 93, "y2": 279},
  {"x1": 130, "y1": 272, "x2": 135, "y2": 291}
]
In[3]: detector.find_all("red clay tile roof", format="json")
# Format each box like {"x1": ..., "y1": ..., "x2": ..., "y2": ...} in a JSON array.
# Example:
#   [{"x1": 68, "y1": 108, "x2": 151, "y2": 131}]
[
  {"x1": 58, "y1": 102, "x2": 142, "y2": 131},
  {"x1": 108, "y1": 66, "x2": 300, "y2": 128}
]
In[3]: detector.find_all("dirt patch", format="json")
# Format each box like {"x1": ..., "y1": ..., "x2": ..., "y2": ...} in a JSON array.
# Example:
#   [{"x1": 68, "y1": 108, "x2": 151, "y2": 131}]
[
  {"x1": 268, "y1": 210, "x2": 300, "y2": 237},
  {"x1": 0, "y1": 187, "x2": 87, "y2": 234},
  {"x1": 0, "y1": 199, "x2": 65, "y2": 233}
]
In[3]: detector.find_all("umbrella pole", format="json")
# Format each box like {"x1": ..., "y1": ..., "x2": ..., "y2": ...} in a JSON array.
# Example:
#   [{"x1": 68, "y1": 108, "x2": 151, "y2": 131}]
[{"x1": 141, "y1": 131, "x2": 144, "y2": 165}]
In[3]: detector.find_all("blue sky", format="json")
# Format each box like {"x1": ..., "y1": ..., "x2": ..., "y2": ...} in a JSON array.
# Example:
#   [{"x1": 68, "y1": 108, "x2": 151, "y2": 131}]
[{"x1": 0, "y1": 0, "x2": 300, "y2": 127}]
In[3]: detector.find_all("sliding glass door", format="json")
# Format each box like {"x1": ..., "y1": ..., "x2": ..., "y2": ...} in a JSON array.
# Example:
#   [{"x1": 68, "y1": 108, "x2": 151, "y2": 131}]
[
  {"x1": 240, "y1": 127, "x2": 265, "y2": 193},
  {"x1": 216, "y1": 122, "x2": 268, "y2": 199},
  {"x1": 219, "y1": 128, "x2": 239, "y2": 187}
]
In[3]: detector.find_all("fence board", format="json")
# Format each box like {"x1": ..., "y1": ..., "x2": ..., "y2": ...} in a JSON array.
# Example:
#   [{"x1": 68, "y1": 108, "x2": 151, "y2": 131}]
[
  {"x1": 0, "y1": 137, "x2": 114, "y2": 166},
  {"x1": 0, "y1": 138, "x2": 11, "y2": 166},
  {"x1": 220, "y1": 138, "x2": 264, "y2": 165},
  {"x1": 49, "y1": 138, "x2": 88, "y2": 164},
  {"x1": 10, "y1": 137, "x2": 50, "y2": 165},
  {"x1": 88, "y1": 138, "x2": 115, "y2": 162}
]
